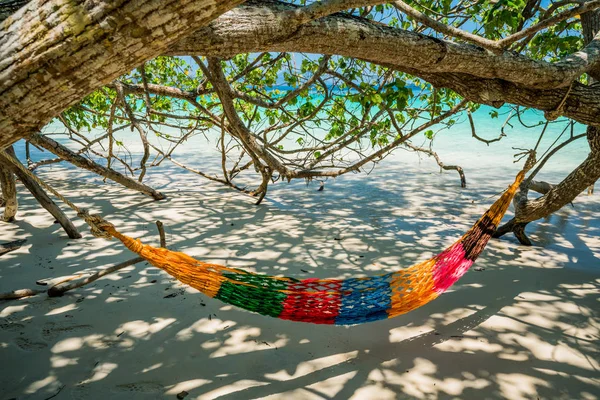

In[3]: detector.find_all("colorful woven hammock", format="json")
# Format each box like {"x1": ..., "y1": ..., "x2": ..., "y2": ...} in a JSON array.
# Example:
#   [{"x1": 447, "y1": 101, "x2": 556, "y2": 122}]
[
  {"x1": 96, "y1": 167, "x2": 528, "y2": 325},
  {"x1": 0, "y1": 150, "x2": 531, "y2": 325}
]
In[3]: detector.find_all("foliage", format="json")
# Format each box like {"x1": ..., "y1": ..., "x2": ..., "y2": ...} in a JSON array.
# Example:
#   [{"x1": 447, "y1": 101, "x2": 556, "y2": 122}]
[{"x1": 45, "y1": 0, "x2": 590, "y2": 196}]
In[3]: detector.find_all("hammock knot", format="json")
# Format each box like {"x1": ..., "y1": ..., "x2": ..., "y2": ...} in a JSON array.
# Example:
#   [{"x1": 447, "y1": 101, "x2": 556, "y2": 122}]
[{"x1": 77, "y1": 209, "x2": 115, "y2": 239}]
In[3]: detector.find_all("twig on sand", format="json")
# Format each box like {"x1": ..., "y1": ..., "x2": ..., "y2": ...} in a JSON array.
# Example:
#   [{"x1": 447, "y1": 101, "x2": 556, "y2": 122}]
[
  {"x1": 0, "y1": 288, "x2": 45, "y2": 300},
  {"x1": 44, "y1": 384, "x2": 65, "y2": 400},
  {"x1": 1, "y1": 221, "x2": 166, "y2": 300}
]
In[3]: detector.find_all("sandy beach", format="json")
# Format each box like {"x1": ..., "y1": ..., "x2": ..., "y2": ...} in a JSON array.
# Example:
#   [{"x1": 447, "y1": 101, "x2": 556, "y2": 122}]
[
  {"x1": 1, "y1": 136, "x2": 599, "y2": 399},
  {"x1": 4, "y1": 0, "x2": 600, "y2": 398}
]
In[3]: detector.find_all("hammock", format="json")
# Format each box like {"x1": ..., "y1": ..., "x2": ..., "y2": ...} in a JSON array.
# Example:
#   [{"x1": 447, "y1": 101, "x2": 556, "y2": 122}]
[{"x1": 1, "y1": 151, "x2": 533, "y2": 325}]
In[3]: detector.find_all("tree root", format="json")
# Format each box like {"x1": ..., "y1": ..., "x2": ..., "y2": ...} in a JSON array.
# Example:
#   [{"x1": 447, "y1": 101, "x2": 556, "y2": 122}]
[
  {"x1": 493, "y1": 218, "x2": 532, "y2": 246},
  {"x1": 0, "y1": 221, "x2": 166, "y2": 300}
]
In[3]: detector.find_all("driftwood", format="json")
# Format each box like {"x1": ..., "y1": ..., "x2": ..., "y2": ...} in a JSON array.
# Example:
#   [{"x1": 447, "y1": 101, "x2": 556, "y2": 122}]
[
  {"x1": 1, "y1": 221, "x2": 166, "y2": 300},
  {"x1": 0, "y1": 238, "x2": 26, "y2": 257},
  {"x1": 48, "y1": 257, "x2": 145, "y2": 297},
  {"x1": 0, "y1": 288, "x2": 45, "y2": 300}
]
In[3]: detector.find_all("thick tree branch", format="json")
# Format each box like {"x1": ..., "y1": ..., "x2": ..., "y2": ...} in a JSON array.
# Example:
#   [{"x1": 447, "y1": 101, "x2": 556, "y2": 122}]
[
  {"x1": 0, "y1": 0, "x2": 244, "y2": 150},
  {"x1": 0, "y1": 146, "x2": 81, "y2": 238},
  {"x1": 169, "y1": 1, "x2": 600, "y2": 91},
  {"x1": 207, "y1": 57, "x2": 292, "y2": 178},
  {"x1": 513, "y1": 127, "x2": 600, "y2": 224},
  {"x1": 287, "y1": 0, "x2": 387, "y2": 25},
  {"x1": 410, "y1": 71, "x2": 600, "y2": 127}
]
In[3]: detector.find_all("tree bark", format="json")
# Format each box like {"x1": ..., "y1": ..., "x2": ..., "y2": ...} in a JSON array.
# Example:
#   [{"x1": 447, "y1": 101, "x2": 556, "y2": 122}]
[
  {"x1": 28, "y1": 133, "x2": 166, "y2": 200},
  {"x1": 0, "y1": 0, "x2": 29, "y2": 22},
  {"x1": 0, "y1": 161, "x2": 17, "y2": 221},
  {"x1": 583, "y1": 9, "x2": 600, "y2": 195},
  {"x1": 0, "y1": 146, "x2": 81, "y2": 238},
  {"x1": 0, "y1": 0, "x2": 244, "y2": 150},
  {"x1": 583, "y1": 10, "x2": 600, "y2": 81}
]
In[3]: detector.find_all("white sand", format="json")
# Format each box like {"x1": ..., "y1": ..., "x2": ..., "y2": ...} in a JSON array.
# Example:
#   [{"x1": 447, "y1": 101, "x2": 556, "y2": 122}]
[{"x1": 1, "y1": 150, "x2": 599, "y2": 400}]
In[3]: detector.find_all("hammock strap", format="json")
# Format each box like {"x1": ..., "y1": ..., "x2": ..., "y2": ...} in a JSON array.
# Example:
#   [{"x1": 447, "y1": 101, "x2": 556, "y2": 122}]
[{"x1": 0, "y1": 150, "x2": 115, "y2": 240}]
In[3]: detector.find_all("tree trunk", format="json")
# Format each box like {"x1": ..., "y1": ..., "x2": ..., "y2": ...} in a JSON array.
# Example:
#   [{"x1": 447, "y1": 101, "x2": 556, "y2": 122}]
[
  {"x1": 582, "y1": 10, "x2": 600, "y2": 81},
  {"x1": 494, "y1": 119, "x2": 600, "y2": 245},
  {"x1": 0, "y1": 161, "x2": 17, "y2": 221},
  {"x1": 0, "y1": 0, "x2": 244, "y2": 150},
  {"x1": 0, "y1": 147, "x2": 81, "y2": 239},
  {"x1": 583, "y1": 10, "x2": 600, "y2": 195},
  {"x1": 493, "y1": 9, "x2": 600, "y2": 245},
  {"x1": 28, "y1": 133, "x2": 166, "y2": 200}
]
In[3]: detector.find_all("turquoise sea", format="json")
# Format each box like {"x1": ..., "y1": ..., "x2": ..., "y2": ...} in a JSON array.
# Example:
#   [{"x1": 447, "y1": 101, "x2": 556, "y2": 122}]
[{"x1": 12, "y1": 100, "x2": 590, "y2": 189}]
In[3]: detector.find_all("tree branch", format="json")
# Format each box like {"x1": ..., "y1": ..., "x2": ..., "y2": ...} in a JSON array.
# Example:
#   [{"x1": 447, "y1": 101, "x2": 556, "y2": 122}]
[
  {"x1": 394, "y1": 0, "x2": 600, "y2": 53},
  {"x1": 170, "y1": 1, "x2": 600, "y2": 91}
]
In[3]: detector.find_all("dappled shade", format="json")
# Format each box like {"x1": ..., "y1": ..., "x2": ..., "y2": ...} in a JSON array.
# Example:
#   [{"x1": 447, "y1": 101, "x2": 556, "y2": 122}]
[{"x1": 100, "y1": 170, "x2": 526, "y2": 325}]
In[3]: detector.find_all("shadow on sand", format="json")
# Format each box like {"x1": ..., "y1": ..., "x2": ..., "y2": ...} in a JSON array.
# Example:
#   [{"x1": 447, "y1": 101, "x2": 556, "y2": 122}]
[{"x1": 1, "y1": 159, "x2": 599, "y2": 399}]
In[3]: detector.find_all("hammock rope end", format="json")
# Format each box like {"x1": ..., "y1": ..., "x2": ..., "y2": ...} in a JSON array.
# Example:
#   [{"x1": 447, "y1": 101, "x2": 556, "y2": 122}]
[{"x1": 77, "y1": 209, "x2": 115, "y2": 240}]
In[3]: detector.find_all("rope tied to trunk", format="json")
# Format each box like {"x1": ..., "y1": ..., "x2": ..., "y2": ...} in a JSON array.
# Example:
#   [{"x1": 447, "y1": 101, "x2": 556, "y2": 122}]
[{"x1": 75, "y1": 209, "x2": 115, "y2": 239}]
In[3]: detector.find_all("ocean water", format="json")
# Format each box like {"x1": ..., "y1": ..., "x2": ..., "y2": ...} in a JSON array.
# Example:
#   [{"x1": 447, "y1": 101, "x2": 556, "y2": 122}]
[{"x1": 13, "y1": 102, "x2": 590, "y2": 187}]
